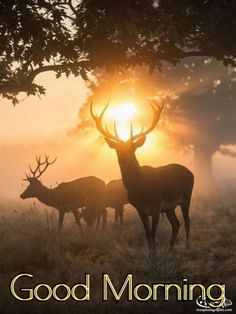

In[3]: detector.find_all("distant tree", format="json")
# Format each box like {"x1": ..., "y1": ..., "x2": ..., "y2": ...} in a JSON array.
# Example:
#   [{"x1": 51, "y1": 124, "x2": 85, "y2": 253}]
[
  {"x1": 166, "y1": 62, "x2": 236, "y2": 183},
  {"x1": 1, "y1": 0, "x2": 235, "y2": 103}
]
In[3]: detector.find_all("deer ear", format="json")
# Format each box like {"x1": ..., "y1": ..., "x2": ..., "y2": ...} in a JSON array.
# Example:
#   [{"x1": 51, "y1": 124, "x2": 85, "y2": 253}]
[
  {"x1": 105, "y1": 137, "x2": 118, "y2": 149},
  {"x1": 133, "y1": 136, "x2": 146, "y2": 150}
]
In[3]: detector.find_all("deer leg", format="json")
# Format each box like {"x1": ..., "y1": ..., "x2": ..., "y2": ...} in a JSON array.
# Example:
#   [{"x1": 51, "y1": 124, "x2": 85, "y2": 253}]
[
  {"x1": 58, "y1": 210, "x2": 65, "y2": 233},
  {"x1": 116, "y1": 206, "x2": 124, "y2": 226},
  {"x1": 166, "y1": 210, "x2": 180, "y2": 251},
  {"x1": 180, "y1": 202, "x2": 190, "y2": 250},
  {"x1": 70, "y1": 208, "x2": 83, "y2": 233},
  {"x1": 120, "y1": 206, "x2": 124, "y2": 226},
  {"x1": 138, "y1": 211, "x2": 152, "y2": 251},
  {"x1": 115, "y1": 208, "x2": 119, "y2": 225},
  {"x1": 151, "y1": 212, "x2": 160, "y2": 253},
  {"x1": 102, "y1": 209, "x2": 107, "y2": 231},
  {"x1": 96, "y1": 214, "x2": 101, "y2": 230}
]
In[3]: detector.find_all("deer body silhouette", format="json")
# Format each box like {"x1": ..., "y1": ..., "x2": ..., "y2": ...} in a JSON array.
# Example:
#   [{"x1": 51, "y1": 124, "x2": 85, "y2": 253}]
[
  {"x1": 106, "y1": 179, "x2": 128, "y2": 226},
  {"x1": 80, "y1": 179, "x2": 128, "y2": 227},
  {"x1": 20, "y1": 156, "x2": 106, "y2": 232},
  {"x1": 91, "y1": 102, "x2": 194, "y2": 252}
]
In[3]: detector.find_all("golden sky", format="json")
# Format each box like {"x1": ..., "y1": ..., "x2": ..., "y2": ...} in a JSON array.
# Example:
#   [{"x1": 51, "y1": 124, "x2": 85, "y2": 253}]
[
  {"x1": 0, "y1": 73, "x2": 88, "y2": 145},
  {"x1": 0, "y1": 73, "x2": 191, "y2": 199},
  {"x1": 0, "y1": 70, "x2": 236, "y2": 199}
]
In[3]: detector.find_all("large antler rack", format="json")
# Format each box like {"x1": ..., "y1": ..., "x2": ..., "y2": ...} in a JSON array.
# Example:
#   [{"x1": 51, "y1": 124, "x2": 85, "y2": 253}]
[
  {"x1": 90, "y1": 101, "x2": 123, "y2": 142},
  {"x1": 90, "y1": 100, "x2": 164, "y2": 143},
  {"x1": 24, "y1": 155, "x2": 57, "y2": 180},
  {"x1": 130, "y1": 100, "x2": 164, "y2": 141}
]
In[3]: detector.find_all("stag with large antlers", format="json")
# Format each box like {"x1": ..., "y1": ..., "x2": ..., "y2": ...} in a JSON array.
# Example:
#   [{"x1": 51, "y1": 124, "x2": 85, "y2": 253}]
[
  {"x1": 91, "y1": 101, "x2": 194, "y2": 253},
  {"x1": 20, "y1": 156, "x2": 107, "y2": 232}
]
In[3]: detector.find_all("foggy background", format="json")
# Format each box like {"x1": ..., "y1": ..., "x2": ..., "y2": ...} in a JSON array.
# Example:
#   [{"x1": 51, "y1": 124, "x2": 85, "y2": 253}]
[{"x1": 0, "y1": 58, "x2": 235, "y2": 200}]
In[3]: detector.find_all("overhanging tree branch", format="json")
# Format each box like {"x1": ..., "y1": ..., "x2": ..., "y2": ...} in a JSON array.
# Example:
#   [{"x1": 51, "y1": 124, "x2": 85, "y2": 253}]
[
  {"x1": 26, "y1": 61, "x2": 89, "y2": 82},
  {"x1": 0, "y1": 61, "x2": 89, "y2": 95}
]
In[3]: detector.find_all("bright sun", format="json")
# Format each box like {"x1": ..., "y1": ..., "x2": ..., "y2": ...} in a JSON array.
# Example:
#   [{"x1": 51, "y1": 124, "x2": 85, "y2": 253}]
[
  {"x1": 106, "y1": 102, "x2": 137, "y2": 121},
  {"x1": 106, "y1": 102, "x2": 137, "y2": 140}
]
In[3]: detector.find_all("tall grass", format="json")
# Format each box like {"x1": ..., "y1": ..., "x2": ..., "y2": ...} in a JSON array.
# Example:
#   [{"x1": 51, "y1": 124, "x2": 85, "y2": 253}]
[{"x1": 0, "y1": 192, "x2": 235, "y2": 314}]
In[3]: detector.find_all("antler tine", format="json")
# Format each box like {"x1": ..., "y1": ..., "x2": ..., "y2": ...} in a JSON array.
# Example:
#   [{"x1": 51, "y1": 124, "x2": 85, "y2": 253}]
[
  {"x1": 130, "y1": 100, "x2": 164, "y2": 141},
  {"x1": 90, "y1": 101, "x2": 122, "y2": 142},
  {"x1": 28, "y1": 164, "x2": 34, "y2": 175},
  {"x1": 105, "y1": 123, "x2": 109, "y2": 134},
  {"x1": 36, "y1": 155, "x2": 41, "y2": 164},
  {"x1": 48, "y1": 156, "x2": 57, "y2": 165},
  {"x1": 143, "y1": 100, "x2": 164, "y2": 134},
  {"x1": 28, "y1": 155, "x2": 42, "y2": 178},
  {"x1": 150, "y1": 99, "x2": 165, "y2": 113},
  {"x1": 42, "y1": 154, "x2": 57, "y2": 165},
  {"x1": 34, "y1": 155, "x2": 57, "y2": 179},
  {"x1": 113, "y1": 121, "x2": 121, "y2": 140},
  {"x1": 25, "y1": 155, "x2": 57, "y2": 180},
  {"x1": 90, "y1": 100, "x2": 109, "y2": 120},
  {"x1": 130, "y1": 122, "x2": 133, "y2": 139},
  {"x1": 90, "y1": 100, "x2": 96, "y2": 119},
  {"x1": 23, "y1": 173, "x2": 30, "y2": 181},
  {"x1": 100, "y1": 100, "x2": 110, "y2": 118}
]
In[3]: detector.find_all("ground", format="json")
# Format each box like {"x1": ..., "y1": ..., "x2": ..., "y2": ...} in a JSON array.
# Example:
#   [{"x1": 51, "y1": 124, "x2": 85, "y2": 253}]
[{"x1": 0, "y1": 189, "x2": 235, "y2": 314}]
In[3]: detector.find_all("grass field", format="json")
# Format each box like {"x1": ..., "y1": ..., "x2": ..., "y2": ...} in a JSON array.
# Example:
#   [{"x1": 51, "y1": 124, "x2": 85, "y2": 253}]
[{"x1": 0, "y1": 189, "x2": 235, "y2": 314}]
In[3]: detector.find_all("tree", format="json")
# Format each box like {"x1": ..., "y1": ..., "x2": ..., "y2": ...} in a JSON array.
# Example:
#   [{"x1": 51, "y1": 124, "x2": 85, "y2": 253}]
[
  {"x1": 0, "y1": 0, "x2": 88, "y2": 104},
  {"x1": 1, "y1": 0, "x2": 235, "y2": 103},
  {"x1": 163, "y1": 59, "x2": 236, "y2": 184}
]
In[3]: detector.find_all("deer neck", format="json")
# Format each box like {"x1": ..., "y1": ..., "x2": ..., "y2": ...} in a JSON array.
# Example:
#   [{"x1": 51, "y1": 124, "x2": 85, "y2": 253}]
[
  {"x1": 118, "y1": 155, "x2": 142, "y2": 192},
  {"x1": 37, "y1": 184, "x2": 58, "y2": 208}
]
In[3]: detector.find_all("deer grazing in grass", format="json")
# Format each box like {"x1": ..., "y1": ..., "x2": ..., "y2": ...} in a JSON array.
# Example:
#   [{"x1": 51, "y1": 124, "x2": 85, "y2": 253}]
[
  {"x1": 80, "y1": 179, "x2": 128, "y2": 227},
  {"x1": 106, "y1": 179, "x2": 128, "y2": 226},
  {"x1": 20, "y1": 156, "x2": 107, "y2": 232},
  {"x1": 91, "y1": 101, "x2": 194, "y2": 253}
]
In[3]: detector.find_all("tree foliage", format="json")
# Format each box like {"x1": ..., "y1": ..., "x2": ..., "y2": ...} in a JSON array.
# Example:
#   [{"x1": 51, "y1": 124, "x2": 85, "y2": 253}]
[
  {"x1": 0, "y1": 0, "x2": 87, "y2": 104},
  {"x1": 77, "y1": 0, "x2": 236, "y2": 69},
  {"x1": 0, "y1": 0, "x2": 235, "y2": 103}
]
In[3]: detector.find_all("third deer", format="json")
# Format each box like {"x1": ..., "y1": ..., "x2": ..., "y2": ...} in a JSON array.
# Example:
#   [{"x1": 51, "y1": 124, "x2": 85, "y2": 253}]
[{"x1": 106, "y1": 179, "x2": 128, "y2": 226}]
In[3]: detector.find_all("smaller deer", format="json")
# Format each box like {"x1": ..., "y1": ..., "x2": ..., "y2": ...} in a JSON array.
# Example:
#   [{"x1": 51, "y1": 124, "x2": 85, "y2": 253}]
[
  {"x1": 81, "y1": 179, "x2": 128, "y2": 227},
  {"x1": 20, "y1": 156, "x2": 106, "y2": 232},
  {"x1": 106, "y1": 179, "x2": 128, "y2": 226}
]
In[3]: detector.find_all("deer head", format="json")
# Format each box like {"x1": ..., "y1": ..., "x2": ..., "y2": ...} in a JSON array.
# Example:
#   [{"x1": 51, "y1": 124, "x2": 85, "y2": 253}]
[
  {"x1": 20, "y1": 155, "x2": 57, "y2": 199},
  {"x1": 80, "y1": 207, "x2": 96, "y2": 227},
  {"x1": 90, "y1": 100, "x2": 164, "y2": 170}
]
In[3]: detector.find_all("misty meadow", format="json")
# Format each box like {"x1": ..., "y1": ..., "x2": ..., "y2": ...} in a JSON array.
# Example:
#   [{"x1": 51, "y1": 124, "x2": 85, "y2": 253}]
[{"x1": 0, "y1": 186, "x2": 235, "y2": 313}]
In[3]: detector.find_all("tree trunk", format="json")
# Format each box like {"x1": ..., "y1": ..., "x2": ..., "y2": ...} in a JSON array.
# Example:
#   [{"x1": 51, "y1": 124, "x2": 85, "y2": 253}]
[{"x1": 194, "y1": 145, "x2": 215, "y2": 193}]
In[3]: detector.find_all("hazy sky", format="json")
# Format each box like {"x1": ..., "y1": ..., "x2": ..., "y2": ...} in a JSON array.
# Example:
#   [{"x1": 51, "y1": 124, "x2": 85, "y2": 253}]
[
  {"x1": 0, "y1": 71, "x2": 236, "y2": 200},
  {"x1": 0, "y1": 72, "x2": 193, "y2": 199},
  {"x1": 0, "y1": 73, "x2": 88, "y2": 145},
  {"x1": 0, "y1": 73, "x2": 90, "y2": 199}
]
